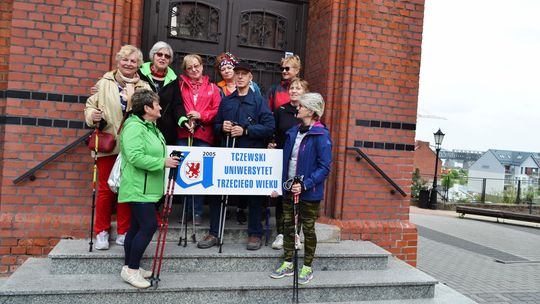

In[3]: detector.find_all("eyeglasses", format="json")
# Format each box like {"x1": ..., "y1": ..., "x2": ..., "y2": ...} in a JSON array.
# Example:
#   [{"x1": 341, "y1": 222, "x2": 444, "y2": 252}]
[
  {"x1": 282, "y1": 66, "x2": 291, "y2": 72},
  {"x1": 155, "y1": 52, "x2": 171, "y2": 59},
  {"x1": 187, "y1": 64, "x2": 201, "y2": 71}
]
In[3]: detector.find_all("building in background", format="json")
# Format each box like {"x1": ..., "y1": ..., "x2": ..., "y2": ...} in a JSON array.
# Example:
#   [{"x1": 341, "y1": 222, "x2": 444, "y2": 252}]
[
  {"x1": 413, "y1": 140, "x2": 441, "y2": 183},
  {"x1": 468, "y1": 149, "x2": 539, "y2": 195}
]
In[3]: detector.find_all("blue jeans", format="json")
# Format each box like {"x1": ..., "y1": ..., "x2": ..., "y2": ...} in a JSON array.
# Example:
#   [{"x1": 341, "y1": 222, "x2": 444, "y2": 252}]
[
  {"x1": 176, "y1": 137, "x2": 210, "y2": 217},
  {"x1": 209, "y1": 195, "x2": 263, "y2": 237}
]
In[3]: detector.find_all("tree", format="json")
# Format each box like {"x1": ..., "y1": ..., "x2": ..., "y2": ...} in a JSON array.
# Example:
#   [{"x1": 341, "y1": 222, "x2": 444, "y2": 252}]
[{"x1": 411, "y1": 168, "x2": 428, "y2": 198}]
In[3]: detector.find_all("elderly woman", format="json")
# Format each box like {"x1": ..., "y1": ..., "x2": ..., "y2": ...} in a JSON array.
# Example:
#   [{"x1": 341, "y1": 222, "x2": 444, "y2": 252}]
[
  {"x1": 119, "y1": 89, "x2": 181, "y2": 288},
  {"x1": 270, "y1": 92, "x2": 332, "y2": 285},
  {"x1": 84, "y1": 45, "x2": 150, "y2": 250},
  {"x1": 268, "y1": 78, "x2": 309, "y2": 249},
  {"x1": 177, "y1": 54, "x2": 221, "y2": 224},
  {"x1": 215, "y1": 52, "x2": 261, "y2": 97},
  {"x1": 267, "y1": 55, "x2": 301, "y2": 112},
  {"x1": 138, "y1": 41, "x2": 189, "y2": 145}
]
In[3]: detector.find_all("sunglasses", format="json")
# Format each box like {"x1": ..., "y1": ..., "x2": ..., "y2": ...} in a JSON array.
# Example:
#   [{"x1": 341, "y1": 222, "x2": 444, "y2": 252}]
[
  {"x1": 156, "y1": 52, "x2": 171, "y2": 59},
  {"x1": 282, "y1": 66, "x2": 291, "y2": 72}
]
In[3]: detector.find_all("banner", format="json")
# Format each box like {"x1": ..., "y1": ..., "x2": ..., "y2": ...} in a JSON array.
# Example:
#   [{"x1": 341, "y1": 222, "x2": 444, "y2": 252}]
[{"x1": 165, "y1": 146, "x2": 283, "y2": 196}]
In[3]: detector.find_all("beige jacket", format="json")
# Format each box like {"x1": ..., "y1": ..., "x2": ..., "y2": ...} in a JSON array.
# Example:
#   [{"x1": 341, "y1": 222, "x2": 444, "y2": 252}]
[{"x1": 84, "y1": 70, "x2": 150, "y2": 157}]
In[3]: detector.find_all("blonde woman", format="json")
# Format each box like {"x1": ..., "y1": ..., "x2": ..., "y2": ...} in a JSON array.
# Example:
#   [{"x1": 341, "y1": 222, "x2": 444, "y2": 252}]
[
  {"x1": 268, "y1": 78, "x2": 309, "y2": 249},
  {"x1": 267, "y1": 55, "x2": 301, "y2": 112},
  {"x1": 84, "y1": 45, "x2": 151, "y2": 250},
  {"x1": 177, "y1": 54, "x2": 221, "y2": 224}
]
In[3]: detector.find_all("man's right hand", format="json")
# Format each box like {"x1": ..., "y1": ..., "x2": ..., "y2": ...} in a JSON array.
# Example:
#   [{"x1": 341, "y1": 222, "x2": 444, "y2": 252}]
[{"x1": 222, "y1": 120, "x2": 233, "y2": 133}]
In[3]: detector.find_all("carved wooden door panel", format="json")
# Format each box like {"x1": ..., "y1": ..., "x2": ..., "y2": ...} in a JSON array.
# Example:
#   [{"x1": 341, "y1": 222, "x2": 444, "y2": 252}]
[{"x1": 142, "y1": 0, "x2": 308, "y2": 93}]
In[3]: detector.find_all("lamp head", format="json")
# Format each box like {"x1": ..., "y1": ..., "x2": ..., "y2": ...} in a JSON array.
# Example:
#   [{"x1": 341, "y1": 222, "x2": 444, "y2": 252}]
[{"x1": 433, "y1": 128, "x2": 445, "y2": 146}]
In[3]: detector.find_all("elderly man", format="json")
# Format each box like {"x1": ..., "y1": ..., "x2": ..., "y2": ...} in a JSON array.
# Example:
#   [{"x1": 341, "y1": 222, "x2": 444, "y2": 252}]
[{"x1": 197, "y1": 61, "x2": 275, "y2": 251}]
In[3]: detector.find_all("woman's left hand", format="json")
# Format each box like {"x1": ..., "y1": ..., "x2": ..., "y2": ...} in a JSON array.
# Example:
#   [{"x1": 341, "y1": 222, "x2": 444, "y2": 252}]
[{"x1": 187, "y1": 111, "x2": 200, "y2": 120}]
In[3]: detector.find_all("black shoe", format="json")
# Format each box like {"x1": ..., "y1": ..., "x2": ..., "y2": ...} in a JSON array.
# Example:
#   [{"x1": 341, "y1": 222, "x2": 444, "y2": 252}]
[{"x1": 236, "y1": 208, "x2": 247, "y2": 225}]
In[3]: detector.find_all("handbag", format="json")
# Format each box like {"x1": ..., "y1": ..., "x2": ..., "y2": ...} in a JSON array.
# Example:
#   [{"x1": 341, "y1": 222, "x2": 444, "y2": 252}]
[
  {"x1": 87, "y1": 112, "x2": 129, "y2": 153},
  {"x1": 107, "y1": 154, "x2": 122, "y2": 193},
  {"x1": 88, "y1": 130, "x2": 116, "y2": 153}
]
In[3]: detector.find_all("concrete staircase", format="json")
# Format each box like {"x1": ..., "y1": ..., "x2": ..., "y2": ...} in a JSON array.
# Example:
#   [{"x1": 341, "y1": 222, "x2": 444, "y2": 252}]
[{"x1": 0, "y1": 208, "x2": 475, "y2": 304}]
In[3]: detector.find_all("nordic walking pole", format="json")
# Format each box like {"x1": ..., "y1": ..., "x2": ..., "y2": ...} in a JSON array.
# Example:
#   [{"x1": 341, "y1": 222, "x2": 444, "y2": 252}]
[
  {"x1": 177, "y1": 132, "x2": 196, "y2": 247},
  {"x1": 218, "y1": 131, "x2": 236, "y2": 253},
  {"x1": 89, "y1": 124, "x2": 99, "y2": 252},
  {"x1": 178, "y1": 195, "x2": 188, "y2": 247},
  {"x1": 188, "y1": 133, "x2": 197, "y2": 244},
  {"x1": 292, "y1": 175, "x2": 303, "y2": 304},
  {"x1": 151, "y1": 150, "x2": 182, "y2": 289},
  {"x1": 190, "y1": 195, "x2": 196, "y2": 243}
]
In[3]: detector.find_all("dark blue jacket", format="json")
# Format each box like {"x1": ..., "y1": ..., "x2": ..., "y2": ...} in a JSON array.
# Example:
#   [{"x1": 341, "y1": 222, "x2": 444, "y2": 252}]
[
  {"x1": 214, "y1": 89, "x2": 275, "y2": 148},
  {"x1": 282, "y1": 121, "x2": 332, "y2": 201}
]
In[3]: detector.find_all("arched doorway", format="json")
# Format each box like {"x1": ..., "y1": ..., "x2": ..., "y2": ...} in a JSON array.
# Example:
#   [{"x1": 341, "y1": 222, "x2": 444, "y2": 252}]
[{"x1": 142, "y1": 0, "x2": 308, "y2": 93}]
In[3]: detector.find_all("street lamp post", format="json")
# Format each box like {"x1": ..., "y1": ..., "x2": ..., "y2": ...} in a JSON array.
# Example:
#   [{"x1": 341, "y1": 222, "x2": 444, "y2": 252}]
[{"x1": 430, "y1": 129, "x2": 445, "y2": 209}]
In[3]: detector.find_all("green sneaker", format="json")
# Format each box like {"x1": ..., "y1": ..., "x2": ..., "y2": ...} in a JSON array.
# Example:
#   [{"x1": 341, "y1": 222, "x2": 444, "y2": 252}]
[
  {"x1": 298, "y1": 265, "x2": 313, "y2": 285},
  {"x1": 270, "y1": 261, "x2": 294, "y2": 279}
]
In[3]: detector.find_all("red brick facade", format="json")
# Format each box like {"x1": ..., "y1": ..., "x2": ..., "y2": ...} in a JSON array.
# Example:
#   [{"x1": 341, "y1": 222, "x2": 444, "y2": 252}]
[
  {"x1": 0, "y1": 0, "x2": 143, "y2": 275},
  {"x1": 0, "y1": 0, "x2": 425, "y2": 275},
  {"x1": 0, "y1": 0, "x2": 11, "y2": 91},
  {"x1": 305, "y1": 0, "x2": 424, "y2": 265}
]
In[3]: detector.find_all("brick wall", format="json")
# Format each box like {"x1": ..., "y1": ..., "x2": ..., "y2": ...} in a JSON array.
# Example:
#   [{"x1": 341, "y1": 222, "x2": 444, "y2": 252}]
[
  {"x1": 0, "y1": 0, "x2": 12, "y2": 91},
  {"x1": 0, "y1": 0, "x2": 141, "y2": 276},
  {"x1": 305, "y1": 0, "x2": 425, "y2": 265}
]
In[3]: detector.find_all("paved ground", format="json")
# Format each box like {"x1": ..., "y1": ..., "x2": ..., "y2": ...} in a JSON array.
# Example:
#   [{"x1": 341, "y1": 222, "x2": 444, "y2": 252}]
[{"x1": 411, "y1": 206, "x2": 540, "y2": 304}]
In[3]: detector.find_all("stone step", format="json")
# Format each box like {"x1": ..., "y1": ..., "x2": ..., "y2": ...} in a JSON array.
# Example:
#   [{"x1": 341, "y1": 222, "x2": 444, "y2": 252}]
[
  {"x1": 0, "y1": 257, "x2": 437, "y2": 304},
  {"x1": 122, "y1": 221, "x2": 339, "y2": 244},
  {"x1": 49, "y1": 239, "x2": 389, "y2": 274},
  {"x1": 108, "y1": 207, "x2": 341, "y2": 244},
  {"x1": 308, "y1": 283, "x2": 477, "y2": 304}
]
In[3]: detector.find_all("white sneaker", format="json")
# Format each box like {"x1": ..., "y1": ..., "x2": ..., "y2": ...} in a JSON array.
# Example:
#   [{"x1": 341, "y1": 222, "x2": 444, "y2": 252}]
[
  {"x1": 272, "y1": 234, "x2": 284, "y2": 250},
  {"x1": 139, "y1": 267, "x2": 153, "y2": 279},
  {"x1": 95, "y1": 231, "x2": 109, "y2": 250},
  {"x1": 116, "y1": 233, "x2": 126, "y2": 246},
  {"x1": 123, "y1": 265, "x2": 152, "y2": 279},
  {"x1": 121, "y1": 267, "x2": 151, "y2": 289},
  {"x1": 121, "y1": 266, "x2": 129, "y2": 281}
]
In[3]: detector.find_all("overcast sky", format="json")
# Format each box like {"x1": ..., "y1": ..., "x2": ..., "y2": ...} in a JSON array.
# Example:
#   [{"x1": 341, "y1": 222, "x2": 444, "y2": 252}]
[{"x1": 416, "y1": 0, "x2": 540, "y2": 153}]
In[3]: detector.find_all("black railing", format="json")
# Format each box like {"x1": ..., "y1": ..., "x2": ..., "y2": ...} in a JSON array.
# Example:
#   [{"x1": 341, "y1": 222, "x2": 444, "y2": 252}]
[
  {"x1": 347, "y1": 146, "x2": 407, "y2": 197},
  {"x1": 12, "y1": 130, "x2": 94, "y2": 185}
]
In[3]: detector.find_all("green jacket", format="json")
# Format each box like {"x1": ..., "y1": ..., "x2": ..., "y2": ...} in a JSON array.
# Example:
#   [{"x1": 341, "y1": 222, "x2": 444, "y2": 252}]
[
  {"x1": 118, "y1": 115, "x2": 167, "y2": 203},
  {"x1": 139, "y1": 62, "x2": 177, "y2": 89}
]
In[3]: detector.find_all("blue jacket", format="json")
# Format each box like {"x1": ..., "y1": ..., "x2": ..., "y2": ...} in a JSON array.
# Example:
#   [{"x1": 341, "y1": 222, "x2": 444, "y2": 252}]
[
  {"x1": 214, "y1": 89, "x2": 275, "y2": 148},
  {"x1": 282, "y1": 121, "x2": 332, "y2": 201}
]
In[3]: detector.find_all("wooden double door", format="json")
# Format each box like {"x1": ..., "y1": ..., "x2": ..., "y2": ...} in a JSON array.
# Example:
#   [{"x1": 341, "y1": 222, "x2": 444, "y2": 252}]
[{"x1": 142, "y1": 0, "x2": 308, "y2": 93}]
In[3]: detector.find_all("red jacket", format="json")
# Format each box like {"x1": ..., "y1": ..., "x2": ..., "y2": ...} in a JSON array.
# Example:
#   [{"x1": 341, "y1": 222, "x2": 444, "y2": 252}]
[
  {"x1": 178, "y1": 75, "x2": 221, "y2": 144},
  {"x1": 267, "y1": 80, "x2": 290, "y2": 112}
]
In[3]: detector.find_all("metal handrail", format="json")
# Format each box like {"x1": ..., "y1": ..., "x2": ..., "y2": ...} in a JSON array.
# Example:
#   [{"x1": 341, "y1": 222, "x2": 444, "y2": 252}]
[
  {"x1": 347, "y1": 146, "x2": 407, "y2": 197},
  {"x1": 13, "y1": 130, "x2": 94, "y2": 184}
]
